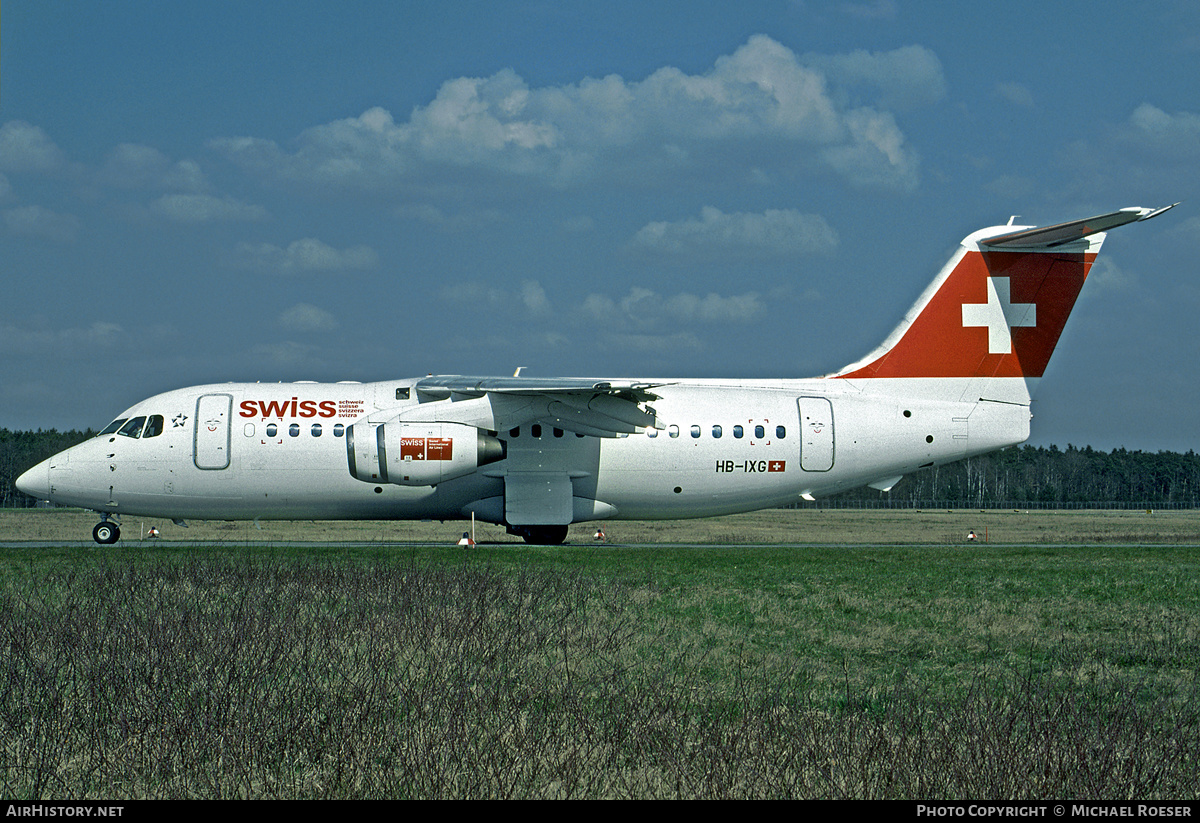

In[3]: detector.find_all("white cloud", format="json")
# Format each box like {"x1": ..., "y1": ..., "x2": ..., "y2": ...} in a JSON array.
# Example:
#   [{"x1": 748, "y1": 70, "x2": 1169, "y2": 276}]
[
  {"x1": 984, "y1": 174, "x2": 1035, "y2": 200},
  {"x1": 211, "y1": 35, "x2": 924, "y2": 191},
  {"x1": 0, "y1": 319, "x2": 125, "y2": 355},
  {"x1": 1165, "y1": 214, "x2": 1200, "y2": 245},
  {"x1": 246, "y1": 340, "x2": 323, "y2": 368},
  {"x1": 995, "y1": 82, "x2": 1034, "y2": 108},
  {"x1": 630, "y1": 206, "x2": 838, "y2": 256},
  {"x1": 3, "y1": 205, "x2": 80, "y2": 243},
  {"x1": 837, "y1": 0, "x2": 898, "y2": 21},
  {"x1": 438, "y1": 279, "x2": 554, "y2": 316},
  {"x1": 151, "y1": 193, "x2": 267, "y2": 223},
  {"x1": 98, "y1": 144, "x2": 207, "y2": 191},
  {"x1": 804, "y1": 45, "x2": 947, "y2": 111},
  {"x1": 596, "y1": 330, "x2": 706, "y2": 355},
  {"x1": 520, "y1": 280, "x2": 552, "y2": 315},
  {"x1": 233, "y1": 238, "x2": 379, "y2": 273},
  {"x1": 0, "y1": 121, "x2": 66, "y2": 173},
  {"x1": 583, "y1": 286, "x2": 765, "y2": 327},
  {"x1": 278, "y1": 303, "x2": 339, "y2": 332},
  {"x1": 561, "y1": 215, "x2": 595, "y2": 233},
  {"x1": 394, "y1": 202, "x2": 505, "y2": 230},
  {"x1": 1081, "y1": 256, "x2": 1136, "y2": 296},
  {"x1": 1123, "y1": 103, "x2": 1200, "y2": 160},
  {"x1": 439, "y1": 281, "x2": 510, "y2": 310}
]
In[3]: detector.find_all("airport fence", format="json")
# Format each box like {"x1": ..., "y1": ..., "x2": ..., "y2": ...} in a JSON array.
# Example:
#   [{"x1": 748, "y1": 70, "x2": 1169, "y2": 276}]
[{"x1": 787, "y1": 499, "x2": 1199, "y2": 511}]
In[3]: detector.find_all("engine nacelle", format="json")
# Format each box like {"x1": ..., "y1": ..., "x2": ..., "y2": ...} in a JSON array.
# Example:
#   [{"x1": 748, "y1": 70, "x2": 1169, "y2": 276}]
[{"x1": 347, "y1": 420, "x2": 506, "y2": 486}]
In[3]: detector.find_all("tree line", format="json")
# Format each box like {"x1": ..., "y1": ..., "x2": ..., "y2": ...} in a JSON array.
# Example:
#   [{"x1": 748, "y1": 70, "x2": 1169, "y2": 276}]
[
  {"x1": 1, "y1": 428, "x2": 95, "y2": 508},
  {"x1": 825, "y1": 443, "x2": 1200, "y2": 508},
  {"x1": 2, "y1": 428, "x2": 1199, "y2": 509}
]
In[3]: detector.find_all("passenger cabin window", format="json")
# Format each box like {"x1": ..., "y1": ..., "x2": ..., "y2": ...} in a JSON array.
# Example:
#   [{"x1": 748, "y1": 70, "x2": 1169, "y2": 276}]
[
  {"x1": 755, "y1": 425, "x2": 765, "y2": 438},
  {"x1": 333, "y1": 424, "x2": 345, "y2": 437},
  {"x1": 776, "y1": 425, "x2": 786, "y2": 439},
  {"x1": 733, "y1": 425, "x2": 743, "y2": 439},
  {"x1": 289, "y1": 423, "x2": 300, "y2": 437},
  {"x1": 712, "y1": 425, "x2": 722, "y2": 438},
  {"x1": 266, "y1": 424, "x2": 278, "y2": 437},
  {"x1": 669, "y1": 425, "x2": 680, "y2": 438},
  {"x1": 311, "y1": 424, "x2": 322, "y2": 437},
  {"x1": 690, "y1": 425, "x2": 701, "y2": 438}
]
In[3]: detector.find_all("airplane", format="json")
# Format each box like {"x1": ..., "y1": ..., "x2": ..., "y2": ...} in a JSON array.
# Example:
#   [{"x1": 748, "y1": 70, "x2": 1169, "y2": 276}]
[{"x1": 16, "y1": 204, "x2": 1176, "y2": 545}]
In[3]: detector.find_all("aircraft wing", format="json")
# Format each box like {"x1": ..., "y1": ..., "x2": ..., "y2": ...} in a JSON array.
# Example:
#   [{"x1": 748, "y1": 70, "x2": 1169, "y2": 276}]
[
  {"x1": 399, "y1": 375, "x2": 669, "y2": 437},
  {"x1": 415, "y1": 375, "x2": 664, "y2": 402}
]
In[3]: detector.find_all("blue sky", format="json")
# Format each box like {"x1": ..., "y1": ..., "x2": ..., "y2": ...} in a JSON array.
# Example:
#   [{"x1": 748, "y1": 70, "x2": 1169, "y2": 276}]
[{"x1": 3, "y1": 1, "x2": 1198, "y2": 451}]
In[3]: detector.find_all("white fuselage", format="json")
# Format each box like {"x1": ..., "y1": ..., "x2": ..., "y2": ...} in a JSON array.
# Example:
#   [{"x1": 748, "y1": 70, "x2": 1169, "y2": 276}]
[{"x1": 23, "y1": 376, "x2": 1030, "y2": 525}]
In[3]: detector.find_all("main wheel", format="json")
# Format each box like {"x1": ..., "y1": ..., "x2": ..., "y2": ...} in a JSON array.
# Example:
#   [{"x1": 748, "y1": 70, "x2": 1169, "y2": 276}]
[
  {"x1": 517, "y1": 525, "x2": 569, "y2": 545},
  {"x1": 92, "y1": 522, "x2": 120, "y2": 544}
]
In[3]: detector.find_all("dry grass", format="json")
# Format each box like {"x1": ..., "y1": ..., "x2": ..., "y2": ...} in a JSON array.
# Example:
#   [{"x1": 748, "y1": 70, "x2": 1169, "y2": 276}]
[
  {"x1": 3, "y1": 508, "x2": 1199, "y2": 798},
  {"x1": 2, "y1": 553, "x2": 1197, "y2": 799}
]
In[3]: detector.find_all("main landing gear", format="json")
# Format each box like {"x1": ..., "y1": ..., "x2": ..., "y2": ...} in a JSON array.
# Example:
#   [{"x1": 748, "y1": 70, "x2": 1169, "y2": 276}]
[
  {"x1": 92, "y1": 516, "x2": 120, "y2": 545},
  {"x1": 506, "y1": 524, "x2": 569, "y2": 545}
]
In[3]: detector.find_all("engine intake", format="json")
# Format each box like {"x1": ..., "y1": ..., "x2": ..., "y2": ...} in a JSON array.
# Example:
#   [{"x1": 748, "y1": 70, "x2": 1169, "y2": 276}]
[{"x1": 347, "y1": 420, "x2": 505, "y2": 486}]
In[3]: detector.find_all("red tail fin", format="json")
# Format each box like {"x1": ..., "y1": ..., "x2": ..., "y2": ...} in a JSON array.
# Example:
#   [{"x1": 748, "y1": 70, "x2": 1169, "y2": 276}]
[{"x1": 834, "y1": 206, "x2": 1174, "y2": 382}]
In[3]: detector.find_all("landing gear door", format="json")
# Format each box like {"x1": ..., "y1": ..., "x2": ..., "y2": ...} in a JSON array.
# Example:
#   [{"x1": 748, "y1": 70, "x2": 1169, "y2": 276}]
[
  {"x1": 798, "y1": 397, "x2": 834, "y2": 472},
  {"x1": 195, "y1": 394, "x2": 232, "y2": 470}
]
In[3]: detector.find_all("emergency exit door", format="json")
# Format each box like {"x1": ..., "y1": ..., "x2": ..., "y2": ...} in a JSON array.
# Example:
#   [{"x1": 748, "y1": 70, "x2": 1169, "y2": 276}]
[{"x1": 798, "y1": 397, "x2": 834, "y2": 472}]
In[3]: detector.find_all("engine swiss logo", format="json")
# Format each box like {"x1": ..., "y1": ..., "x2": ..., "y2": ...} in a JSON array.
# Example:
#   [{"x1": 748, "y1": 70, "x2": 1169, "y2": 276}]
[{"x1": 400, "y1": 437, "x2": 454, "y2": 461}]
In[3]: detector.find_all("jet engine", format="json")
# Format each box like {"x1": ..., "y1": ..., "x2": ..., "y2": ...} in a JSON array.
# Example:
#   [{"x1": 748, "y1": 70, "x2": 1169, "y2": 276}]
[{"x1": 347, "y1": 420, "x2": 505, "y2": 486}]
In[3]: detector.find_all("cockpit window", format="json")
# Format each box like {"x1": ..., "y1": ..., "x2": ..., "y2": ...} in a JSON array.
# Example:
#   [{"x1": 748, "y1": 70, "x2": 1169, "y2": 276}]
[
  {"x1": 99, "y1": 418, "x2": 128, "y2": 436},
  {"x1": 117, "y1": 416, "x2": 147, "y2": 438},
  {"x1": 143, "y1": 415, "x2": 165, "y2": 438}
]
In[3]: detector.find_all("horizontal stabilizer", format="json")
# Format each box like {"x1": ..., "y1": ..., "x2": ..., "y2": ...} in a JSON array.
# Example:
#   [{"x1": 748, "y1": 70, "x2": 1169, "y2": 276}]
[{"x1": 982, "y1": 204, "x2": 1176, "y2": 248}]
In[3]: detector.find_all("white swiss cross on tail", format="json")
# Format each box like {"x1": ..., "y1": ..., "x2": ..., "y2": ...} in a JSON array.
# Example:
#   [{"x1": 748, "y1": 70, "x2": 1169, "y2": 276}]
[{"x1": 961, "y1": 276, "x2": 1036, "y2": 355}]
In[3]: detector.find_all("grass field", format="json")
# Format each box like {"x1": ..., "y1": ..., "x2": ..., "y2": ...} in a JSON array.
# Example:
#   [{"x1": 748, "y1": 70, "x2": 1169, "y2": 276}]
[
  {"x1": 6, "y1": 505, "x2": 1200, "y2": 545},
  {"x1": 1, "y1": 509, "x2": 1198, "y2": 798}
]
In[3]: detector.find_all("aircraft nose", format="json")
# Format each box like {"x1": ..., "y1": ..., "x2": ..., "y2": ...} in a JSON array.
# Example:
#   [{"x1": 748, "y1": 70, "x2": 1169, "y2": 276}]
[{"x1": 15, "y1": 459, "x2": 52, "y2": 500}]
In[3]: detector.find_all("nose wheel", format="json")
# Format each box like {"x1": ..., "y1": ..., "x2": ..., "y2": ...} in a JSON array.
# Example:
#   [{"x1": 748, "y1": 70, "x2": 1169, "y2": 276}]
[{"x1": 92, "y1": 521, "x2": 121, "y2": 544}]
